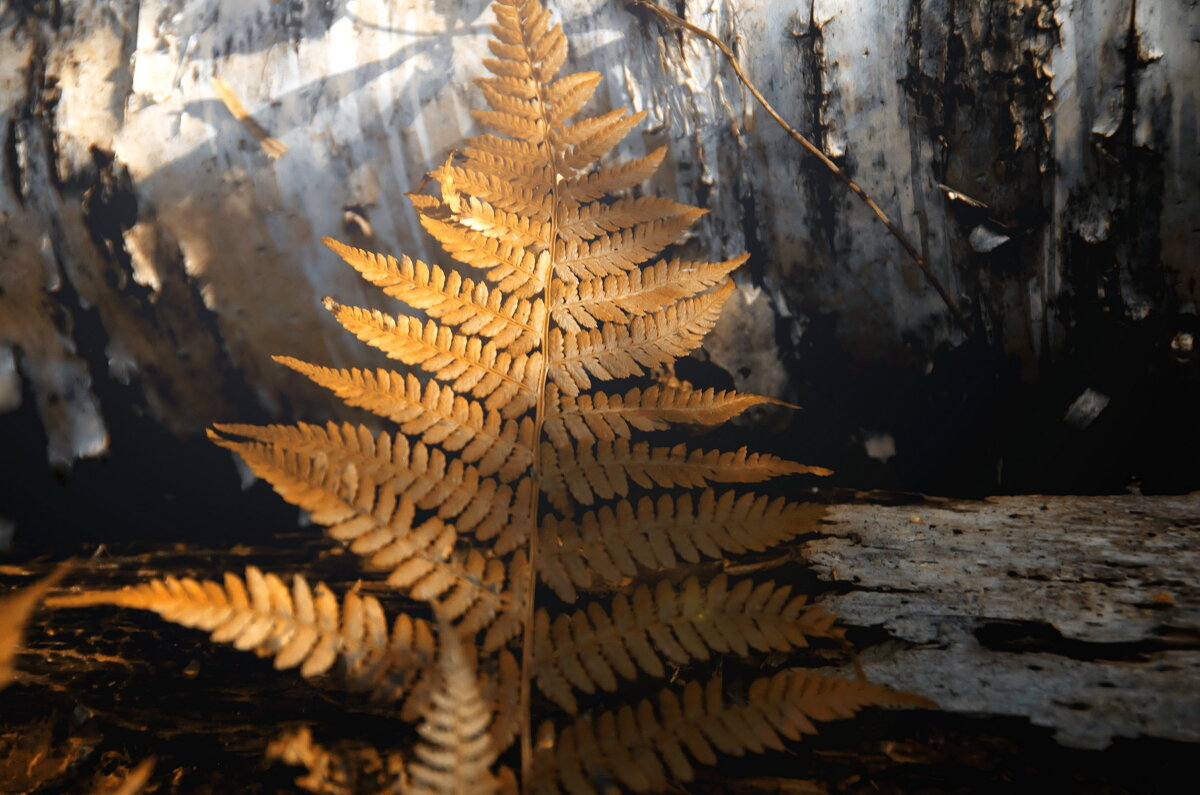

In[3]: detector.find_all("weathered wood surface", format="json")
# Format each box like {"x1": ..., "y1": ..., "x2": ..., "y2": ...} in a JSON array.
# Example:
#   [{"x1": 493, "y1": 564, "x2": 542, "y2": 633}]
[
  {"x1": 808, "y1": 492, "x2": 1200, "y2": 749},
  {"x1": 2, "y1": 0, "x2": 1197, "y2": 470}
]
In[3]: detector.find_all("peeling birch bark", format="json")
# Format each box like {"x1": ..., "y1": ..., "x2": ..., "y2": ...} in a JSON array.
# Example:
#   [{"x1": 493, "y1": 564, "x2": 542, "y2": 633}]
[{"x1": 2, "y1": 1, "x2": 1196, "y2": 465}]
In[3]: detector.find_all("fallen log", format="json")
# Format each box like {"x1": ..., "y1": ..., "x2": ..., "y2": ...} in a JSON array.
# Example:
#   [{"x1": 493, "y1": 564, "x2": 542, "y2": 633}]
[
  {"x1": 808, "y1": 493, "x2": 1200, "y2": 749},
  {"x1": 1, "y1": 492, "x2": 1195, "y2": 791}
]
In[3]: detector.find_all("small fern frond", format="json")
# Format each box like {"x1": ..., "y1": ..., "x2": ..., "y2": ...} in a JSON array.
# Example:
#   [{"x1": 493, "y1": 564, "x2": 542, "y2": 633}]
[
  {"x1": 206, "y1": 430, "x2": 534, "y2": 614},
  {"x1": 427, "y1": 166, "x2": 552, "y2": 222},
  {"x1": 46, "y1": 567, "x2": 437, "y2": 697},
  {"x1": 534, "y1": 671, "x2": 934, "y2": 794},
  {"x1": 538, "y1": 492, "x2": 828, "y2": 601},
  {"x1": 544, "y1": 383, "x2": 791, "y2": 445},
  {"x1": 416, "y1": 212, "x2": 550, "y2": 298},
  {"x1": 543, "y1": 71, "x2": 602, "y2": 127},
  {"x1": 486, "y1": 0, "x2": 565, "y2": 85},
  {"x1": 551, "y1": 255, "x2": 748, "y2": 332},
  {"x1": 558, "y1": 109, "x2": 648, "y2": 173},
  {"x1": 408, "y1": 616, "x2": 502, "y2": 795},
  {"x1": 553, "y1": 208, "x2": 704, "y2": 280},
  {"x1": 271, "y1": 360, "x2": 534, "y2": 480},
  {"x1": 546, "y1": 282, "x2": 735, "y2": 395},
  {"x1": 541, "y1": 440, "x2": 831, "y2": 509},
  {"x1": 559, "y1": 146, "x2": 667, "y2": 204},
  {"x1": 557, "y1": 197, "x2": 701, "y2": 243},
  {"x1": 323, "y1": 301, "x2": 541, "y2": 417},
  {"x1": 456, "y1": 196, "x2": 555, "y2": 252},
  {"x1": 535, "y1": 574, "x2": 844, "y2": 713},
  {"x1": 321, "y1": 238, "x2": 545, "y2": 354},
  {"x1": 208, "y1": 423, "x2": 486, "y2": 519}
]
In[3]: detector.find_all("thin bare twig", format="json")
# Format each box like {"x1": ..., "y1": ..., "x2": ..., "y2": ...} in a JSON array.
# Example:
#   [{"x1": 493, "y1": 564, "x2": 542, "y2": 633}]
[{"x1": 629, "y1": 0, "x2": 972, "y2": 336}]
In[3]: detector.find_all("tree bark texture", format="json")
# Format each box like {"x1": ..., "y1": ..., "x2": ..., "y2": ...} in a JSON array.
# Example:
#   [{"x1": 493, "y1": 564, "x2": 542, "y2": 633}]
[
  {"x1": 1, "y1": 0, "x2": 1197, "y2": 470},
  {"x1": 807, "y1": 492, "x2": 1200, "y2": 750}
]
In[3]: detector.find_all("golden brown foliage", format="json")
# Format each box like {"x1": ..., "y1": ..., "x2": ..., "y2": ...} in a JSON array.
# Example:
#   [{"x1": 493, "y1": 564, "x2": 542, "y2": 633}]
[{"x1": 48, "y1": 1, "x2": 930, "y2": 791}]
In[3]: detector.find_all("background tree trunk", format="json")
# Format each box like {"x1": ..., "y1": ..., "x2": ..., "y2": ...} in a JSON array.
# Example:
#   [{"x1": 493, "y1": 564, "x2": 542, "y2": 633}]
[{"x1": 2, "y1": 0, "x2": 1197, "y2": 486}]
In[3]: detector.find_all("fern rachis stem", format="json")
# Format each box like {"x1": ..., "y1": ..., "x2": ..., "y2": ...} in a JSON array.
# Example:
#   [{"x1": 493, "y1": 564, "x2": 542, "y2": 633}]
[{"x1": 518, "y1": 36, "x2": 562, "y2": 795}]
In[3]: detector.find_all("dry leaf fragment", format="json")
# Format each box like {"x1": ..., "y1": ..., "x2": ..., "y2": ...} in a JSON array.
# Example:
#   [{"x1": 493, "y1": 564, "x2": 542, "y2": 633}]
[
  {"x1": 0, "y1": 560, "x2": 72, "y2": 690},
  {"x1": 212, "y1": 76, "x2": 289, "y2": 159},
  {"x1": 92, "y1": 757, "x2": 155, "y2": 795}
]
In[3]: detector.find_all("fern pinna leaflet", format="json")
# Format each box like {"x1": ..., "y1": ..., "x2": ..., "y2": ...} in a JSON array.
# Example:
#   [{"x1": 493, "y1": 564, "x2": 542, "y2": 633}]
[{"x1": 50, "y1": 1, "x2": 930, "y2": 792}]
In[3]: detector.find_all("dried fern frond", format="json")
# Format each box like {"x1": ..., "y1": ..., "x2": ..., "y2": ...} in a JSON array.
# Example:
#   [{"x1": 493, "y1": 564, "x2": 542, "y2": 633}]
[
  {"x1": 539, "y1": 492, "x2": 827, "y2": 601},
  {"x1": 323, "y1": 301, "x2": 541, "y2": 418},
  {"x1": 47, "y1": 567, "x2": 436, "y2": 700},
  {"x1": 544, "y1": 383, "x2": 791, "y2": 446},
  {"x1": 213, "y1": 421, "x2": 530, "y2": 529},
  {"x1": 541, "y1": 440, "x2": 831, "y2": 509},
  {"x1": 534, "y1": 671, "x2": 934, "y2": 794},
  {"x1": 188, "y1": 0, "x2": 871, "y2": 789},
  {"x1": 26, "y1": 4, "x2": 937, "y2": 794},
  {"x1": 553, "y1": 209, "x2": 706, "y2": 280},
  {"x1": 267, "y1": 727, "x2": 406, "y2": 795},
  {"x1": 559, "y1": 146, "x2": 667, "y2": 203},
  {"x1": 535, "y1": 574, "x2": 844, "y2": 713},
  {"x1": 322, "y1": 238, "x2": 546, "y2": 355},
  {"x1": 408, "y1": 617, "x2": 503, "y2": 795},
  {"x1": 269, "y1": 360, "x2": 534, "y2": 479},
  {"x1": 0, "y1": 560, "x2": 71, "y2": 690},
  {"x1": 545, "y1": 282, "x2": 735, "y2": 395},
  {"x1": 551, "y1": 255, "x2": 748, "y2": 332}
]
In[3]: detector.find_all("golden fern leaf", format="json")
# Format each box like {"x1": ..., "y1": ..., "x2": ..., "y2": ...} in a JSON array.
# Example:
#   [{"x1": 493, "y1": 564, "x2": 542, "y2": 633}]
[
  {"x1": 484, "y1": 0, "x2": 564, "y2": 84},
  {"x1": 429, "y1": 165, "x2": 553, "y2": 222},
  {"x1": 459, "y1": 136, "x2": 546, "y2": 177},
  {"x1": 539, "y1": 492, "x2": 828, "y2": 601},
  {"x1": 533, "y1": 672, "x2": 934, "y2": 794},
  {"x1": 558, "y1": 108, "x2": 648, "y2": 173},
  {"x1": 551, "y1": 255, "x2": 748, "y2": 332},
  {"x1": 323, "y1": 301, "x2": 540, "y2": 417},
  {"x1": 541, "y1": 440, "x2": 831, "y2": 509},
  {"x1": 272, "y1": 359, "x2": 534, "y2": 480},
  {"x1": 207, "y1": 429, "x2": 531, "y2": 632},
  {"x1": 46, "y1": 567, "x2": 436, "y2": 697},
  {"x1": 0, "y1": 561, "x2": 71, "y2": 691},
  {"x1": 559, "y1": 146, "x2": 667, "y2": 204},
  {"x1": 417, "y1": 213, "x2": 551, "y2": 297},
  {"x1": 542, "y1": 71, "x2": 602, "y2": 128},
  {"x1": 321, "y1": 238, "x2": 545, "y2": 354},
  {"x1": 208, "y1": 423, "x2": 487, "y2": 519},
  {"x1": 408, "y1": 616, "x2": 503, "y2": 795},
  {"x1": 195, "y1": 1, "x2": 846, "y2": 788},
  {"x1": 546, "y1": 282, "x2": 736, "y2": 395},
  {"x1": 557, "y1": 197, "x2": 700, "y2": 243},
  {"x1": 210, "y1": 422, "x2": 532, "y2": 548},
  {"x1": 553, "y1": 207, "x2": 705, "y2": 281},
  {"x1": 535, "y1": 574, "x2": 844, "y2": 713},
  {"x1": 455, "y1": 196, "x2": 554, "y2": 251},
  {"x1": 544, "y1": 383, "x2": 792, "y2": 446}
]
